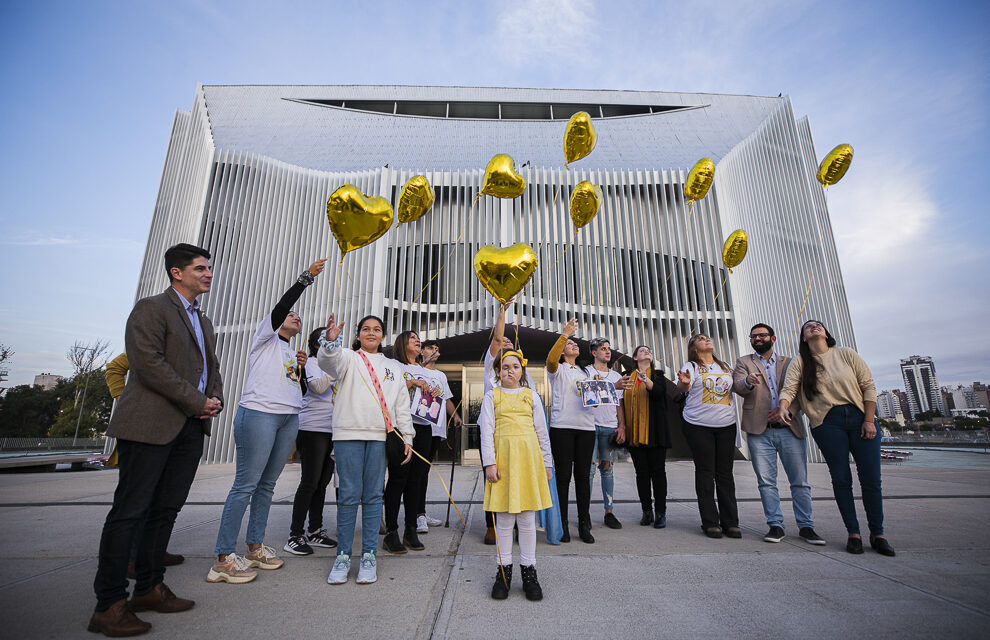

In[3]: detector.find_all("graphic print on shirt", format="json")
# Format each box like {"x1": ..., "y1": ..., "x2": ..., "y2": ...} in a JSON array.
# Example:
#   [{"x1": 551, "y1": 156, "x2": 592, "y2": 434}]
[
  {"x1": 383, "y1": 367, "x2": 395, "y2": 382},
  {"x1": 700, "y1": 366, "x2": 733, "y2": 406},
  {"x1": 282, "y1": 355, "x2": 301, "y2": 384}
]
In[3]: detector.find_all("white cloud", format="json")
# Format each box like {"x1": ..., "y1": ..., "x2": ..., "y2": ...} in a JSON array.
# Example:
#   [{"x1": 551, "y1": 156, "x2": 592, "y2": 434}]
[
  {"x1": 492, "y1": 0, "x2": 598, "y2": 66},
  {"x1": 2, "y1": 235, "x2": 77, "y2": 246}
]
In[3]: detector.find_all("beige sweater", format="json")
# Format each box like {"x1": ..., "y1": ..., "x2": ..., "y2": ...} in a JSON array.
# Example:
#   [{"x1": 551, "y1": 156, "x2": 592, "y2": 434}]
[{"x1": 779, "y1": 347, "x2": 876, "y2": 428}]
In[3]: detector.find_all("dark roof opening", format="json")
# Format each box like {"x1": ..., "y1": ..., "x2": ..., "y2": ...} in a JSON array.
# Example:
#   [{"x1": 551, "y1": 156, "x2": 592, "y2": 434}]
[{"x1": 295, "y1": 99, "x2": 697, "y2": 121}]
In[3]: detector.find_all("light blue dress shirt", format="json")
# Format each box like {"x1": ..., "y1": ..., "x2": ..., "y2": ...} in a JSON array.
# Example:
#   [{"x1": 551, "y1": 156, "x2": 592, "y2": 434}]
[{"x1": 172, "y1": 288, "x2": 208, "y2": 394}]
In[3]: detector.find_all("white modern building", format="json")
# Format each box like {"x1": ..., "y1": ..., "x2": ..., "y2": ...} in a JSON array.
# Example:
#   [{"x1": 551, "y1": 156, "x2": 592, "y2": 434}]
[
  {"x1": 135, "y1": 85, "x2": 856, "y2": 463},
  {"x1": 900, "y1": 355, "x2": 945, "y2": 419},
  {"x1": 876, "y1": 390, "x2": 906, "y2": 426}
]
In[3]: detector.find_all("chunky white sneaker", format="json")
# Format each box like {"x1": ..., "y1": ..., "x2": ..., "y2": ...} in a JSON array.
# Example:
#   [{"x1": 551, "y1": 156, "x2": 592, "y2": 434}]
[
  {"x1": 356, "y1": 552, "x2": 377, "y2": 584},
  {"x1": 206, "y1": 553, "x2": 258, "y2": 584},
  {"x1": 327, "y1": 553, "x2": 350, "y2": 584},
  {"x1": 416, "y1": 515, "x2": 429, "y2": 534},
  {"x1": 424, "y1": 514, "x2": 443, "y2": 527},
  {"x1": 245, "y1": 544, "x2": 284, "y2": 570}
]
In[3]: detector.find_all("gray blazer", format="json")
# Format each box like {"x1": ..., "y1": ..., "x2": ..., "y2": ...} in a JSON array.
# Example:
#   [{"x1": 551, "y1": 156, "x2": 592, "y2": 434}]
[
  {"x1": 107, "y1": 288, "x2": 223, "y2": 445},
  {"x1": 732, "y1": 353, "x2": 802, "y2": 439}
]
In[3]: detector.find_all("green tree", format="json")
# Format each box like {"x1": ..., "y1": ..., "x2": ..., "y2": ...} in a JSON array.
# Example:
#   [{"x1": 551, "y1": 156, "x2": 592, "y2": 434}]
[
  {"x1": 913, "y1": 410, "x2": 942, "y2": 422},
  {"x1": 0, "y1": 382, "x2": 64, "y2": 437},
  {"x1": 49, "y1": 367, "x2": 113, "y2": 438}
]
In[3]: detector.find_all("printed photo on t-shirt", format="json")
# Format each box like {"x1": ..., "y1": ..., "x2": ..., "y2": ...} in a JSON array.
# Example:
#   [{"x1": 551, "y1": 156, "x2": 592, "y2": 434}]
[
  {"x1": 282, "y1": 356, "x2": 300, "y2": 384},
  {"x1": 701, "y1": 371, "x2": 733, "y2": 406},
  {"x1": 411, "y1": 386, "x2": 444, "y2": 424}
]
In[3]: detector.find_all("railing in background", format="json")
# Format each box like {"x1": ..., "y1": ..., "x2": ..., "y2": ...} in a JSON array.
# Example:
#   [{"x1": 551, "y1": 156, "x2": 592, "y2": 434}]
[{"x1": 0, "y1": 437, "x2": 106, "y2": 451}]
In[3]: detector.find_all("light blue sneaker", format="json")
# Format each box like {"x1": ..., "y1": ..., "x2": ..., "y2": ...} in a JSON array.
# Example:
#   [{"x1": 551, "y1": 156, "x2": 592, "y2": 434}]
[
  {"x1": 327, "y1": 553, "x2": 350, "y2": 584},
  {"x1": 356, "y1": 552, "x2": 377, "y2": 584}
]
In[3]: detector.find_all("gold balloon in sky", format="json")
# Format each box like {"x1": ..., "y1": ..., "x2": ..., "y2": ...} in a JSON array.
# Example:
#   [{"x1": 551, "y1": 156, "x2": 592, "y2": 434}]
[
  {"x1": 569, "y1": 181, "x2": 602, "y2": 229},
  {"x1": 326, "y1": 184, "x2": 394, "y2": 256},
  {"x1": 816, "y1": 143, "x2": 853, "y2": 187},
  {"x1": 684, "y1": 158, "x2": 715, "y2": 202},
  {"x1": 722, "y1": 229, "x2": 748, "y2": 273},
  {"x1": 473, "y1": 243, "x2": 539, "y2": 305},
  {"x1": 397, "y1": 175, "x2": 435, "y2": 224},
  {"x1": 480, "y1": 154, "x2": 527, "y2": 199},
  {"x1": 563, "y1": 111, "x2": 597, "y2": 167}
]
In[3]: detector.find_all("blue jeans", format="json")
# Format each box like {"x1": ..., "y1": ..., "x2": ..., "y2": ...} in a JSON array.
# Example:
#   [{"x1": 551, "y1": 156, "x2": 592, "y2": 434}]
[
  {"x1": 214, "y1": 408, "x2": 299, "y2": 554},
  {"x1": 334, "y1": 439, "x2": 387, "y2": 556},
  {"x1": 589, "y1": 425, "x2": 616, "y2": 512},
  {"x1": 747, "y1": 428, "x2": 812, "y2": 529},
  {"x1": 811, "y1": 405, "x2": 884, "y2": 536}
]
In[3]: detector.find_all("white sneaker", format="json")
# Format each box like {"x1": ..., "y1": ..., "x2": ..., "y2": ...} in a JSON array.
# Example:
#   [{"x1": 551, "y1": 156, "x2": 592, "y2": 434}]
[
  {"x1": 327, "y1": 553, "x2": 350, "y2": 584},
  {"x1": 416, "y1": 515, "x2": 429, "y2": 534},
  {"x1": 356, "y1": 552, "x2": 377, "y2": 584},
  {"x1": 424, "y1": 514, "x2": 443, "y2": 527}
]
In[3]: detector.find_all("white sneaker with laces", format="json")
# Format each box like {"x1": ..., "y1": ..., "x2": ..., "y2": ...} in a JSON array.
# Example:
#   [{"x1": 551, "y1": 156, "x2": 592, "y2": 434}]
[
  {"x1": 356, "y1": 552, "x2": 377, "y2": 584},
  {"x1": 327, "y1": 553, "x2": 350, "y2": 584},
  {"x1": 416, "y1": 515, "x2": 429, "y2": 534},
  {"x1": 424, "y1": 514, "x2": 443, "y2": 527}
]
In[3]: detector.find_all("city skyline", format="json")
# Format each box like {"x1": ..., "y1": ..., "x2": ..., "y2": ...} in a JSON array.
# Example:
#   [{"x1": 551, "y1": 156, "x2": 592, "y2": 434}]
[{"x1": 1, "y1": 0, "x2": 987, "y2": 391}]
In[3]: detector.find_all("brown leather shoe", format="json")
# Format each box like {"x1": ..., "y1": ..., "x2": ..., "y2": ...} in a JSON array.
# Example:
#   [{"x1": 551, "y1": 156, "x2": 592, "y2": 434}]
[
  {"x1": 484, "y1": 526, "x2": 496, "y2": 546},
  {"x1": 128, "y1": 583, "x2": 194, "y2": 613},
  {"x1": 87, "y1": 599, "x2": 151, "y2": 637},
  {"x1": 162, "y1": 551, "x2": 185, "y2": 566}
]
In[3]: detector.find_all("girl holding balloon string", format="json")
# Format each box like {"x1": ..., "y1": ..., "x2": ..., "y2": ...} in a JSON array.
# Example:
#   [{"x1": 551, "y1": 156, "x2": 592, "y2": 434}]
[{"x1": 480, "y1": 350, "x2": 553, "y2": 601}]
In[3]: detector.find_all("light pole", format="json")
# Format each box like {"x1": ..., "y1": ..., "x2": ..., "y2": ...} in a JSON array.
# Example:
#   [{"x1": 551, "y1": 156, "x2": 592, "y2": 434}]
[{"x1": 72, "y1": 347, "x2": 96, "y2": 447}]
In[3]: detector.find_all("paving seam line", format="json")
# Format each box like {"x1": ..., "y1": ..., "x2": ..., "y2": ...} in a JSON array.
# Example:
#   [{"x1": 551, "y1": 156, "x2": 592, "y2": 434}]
[{"x1": 0, "y1": 557, "x2": 92, "y2": 591}]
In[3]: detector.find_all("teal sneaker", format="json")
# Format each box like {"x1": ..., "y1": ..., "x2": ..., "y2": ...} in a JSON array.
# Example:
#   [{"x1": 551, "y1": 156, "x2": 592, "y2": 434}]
[
  {"x1": 327, "y1": 553, "x2": 350, "y2": 584},
  {"x1": 356, "y1": 552, "x2": 377, "y2": 584}
]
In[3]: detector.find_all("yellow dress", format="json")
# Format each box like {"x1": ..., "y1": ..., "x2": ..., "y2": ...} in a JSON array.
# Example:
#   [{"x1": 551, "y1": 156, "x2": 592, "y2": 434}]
[{"x1": 483, "y1": 388, "x2": 553, "y2": 514}]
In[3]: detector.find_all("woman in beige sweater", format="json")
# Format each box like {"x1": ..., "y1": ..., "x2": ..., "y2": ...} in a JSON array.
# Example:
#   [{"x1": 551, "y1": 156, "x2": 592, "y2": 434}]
[{"x1": 778, "y1": 321, "x2": 894, "y2": 557}]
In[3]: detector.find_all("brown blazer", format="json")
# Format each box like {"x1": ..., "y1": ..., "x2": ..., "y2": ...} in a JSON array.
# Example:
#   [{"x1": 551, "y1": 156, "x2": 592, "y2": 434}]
[
  {"x1": 732, "y1": 353, "x2": 802, "y2": 439},
  {"x1": 107, "y1": 288, "x2": 223, "y2": 445}
]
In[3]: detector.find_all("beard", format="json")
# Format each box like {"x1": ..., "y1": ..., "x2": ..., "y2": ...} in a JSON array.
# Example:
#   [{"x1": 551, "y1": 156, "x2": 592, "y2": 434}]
[{"x1": 752, "y1": 341, "x2": 772, "y2": 355}]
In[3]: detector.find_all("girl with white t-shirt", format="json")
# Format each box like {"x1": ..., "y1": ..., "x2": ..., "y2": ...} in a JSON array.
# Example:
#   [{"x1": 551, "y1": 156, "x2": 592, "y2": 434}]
[
  {"x1": 544, "y1": 318, "x2": 596, "y2": 544},
  {"x1": 283, "y1": 328, "x2": 337, "y2": 556},
  {"x1": 209, "y1": 259, "x2": 326, "y2": 585},
  {"x1": 676, "y1": 333, "x2": 741, "y2": 539},
  {"x1": 319, "y1": 314, "x2": 413, "y2": 585}
]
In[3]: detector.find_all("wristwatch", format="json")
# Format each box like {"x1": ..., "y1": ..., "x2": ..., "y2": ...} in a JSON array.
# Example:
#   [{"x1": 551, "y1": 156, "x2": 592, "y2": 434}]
[{"x1": 297, "y1": 270, "x2": 315, "y2": 286}]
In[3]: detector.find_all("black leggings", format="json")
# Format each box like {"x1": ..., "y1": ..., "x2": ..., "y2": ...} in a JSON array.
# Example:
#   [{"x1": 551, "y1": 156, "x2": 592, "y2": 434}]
[
  {"x1": 629, "y1": 445, "x2": 667, "y2": 514},
  {"x1": 549, "y1": 428, "x2": 595, "y2": 524},
  {"x1": 384, "y1": 430, "x2": 414, "y2": 531},
  {"x1": 289, "y1": 430, "x2": 334, "y2": 537},
  {"x1": 404, "y1": 425, "x2": 436, "y2": 519},
  {"x1": 682, "y1": 421, "x2": 738, "y2": 529}
]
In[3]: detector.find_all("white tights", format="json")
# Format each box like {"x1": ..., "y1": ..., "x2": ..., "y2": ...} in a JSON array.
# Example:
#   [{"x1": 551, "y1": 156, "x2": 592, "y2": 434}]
[{"x1": 494, "y1": 510, "x2": 537, "y2": 567}]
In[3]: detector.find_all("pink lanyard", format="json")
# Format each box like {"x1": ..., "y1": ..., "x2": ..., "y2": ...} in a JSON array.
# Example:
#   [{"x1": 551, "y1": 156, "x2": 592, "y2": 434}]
[{"x1": 356, "y1": 350, "x2": 393, "y2": 433}]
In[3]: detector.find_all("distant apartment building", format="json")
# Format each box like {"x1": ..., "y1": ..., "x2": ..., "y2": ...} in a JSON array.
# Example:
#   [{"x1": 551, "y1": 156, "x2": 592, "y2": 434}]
[
  {"x1": 876, "y1": 390, "x2": 906, "y2": 426},
  {"x1": 946, "y1": 385, "x2": 975, "y2": 412},
  {"x1": 892, "y1": 389, "x2": 911, "y2": 418},
  {"x1": 973, "y1": 382, "x2": 989, "y2": 409},
  {"x1": 32, "y1": 373, "x2": 61, "y2": 391},
  {"x1": 900, "y1": 356, "x2": 946, "y2": 418}
]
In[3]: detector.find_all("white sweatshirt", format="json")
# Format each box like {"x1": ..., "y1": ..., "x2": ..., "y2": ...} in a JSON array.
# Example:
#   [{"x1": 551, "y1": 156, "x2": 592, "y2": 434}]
[{"x1": 316, "y1": 335, "x2": 414, "y2": 442}]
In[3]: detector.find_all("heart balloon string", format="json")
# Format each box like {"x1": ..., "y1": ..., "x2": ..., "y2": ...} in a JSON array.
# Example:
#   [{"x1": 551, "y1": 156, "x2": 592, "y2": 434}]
[
  {"x1": 784, "y1": 273, "x2": 815, "y2": 360},
  {"x1": 409, "y1": 197, "x2": 477, "y2": 306},
  {"x1": 687, "y1": 269, "x2": 729, "y2": 337}
]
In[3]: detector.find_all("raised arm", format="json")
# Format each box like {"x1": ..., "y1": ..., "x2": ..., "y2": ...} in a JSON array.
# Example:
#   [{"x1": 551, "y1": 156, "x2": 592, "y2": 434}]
[
  {"x1": 271, "y1": 259, "x2": 327, "y2": 330},
  {"x1": 545, "y1": 318, "x2": 577, "y2": 374},
  {"x1": 488, "y1": 304, "x2": 508, "y2": 358}
]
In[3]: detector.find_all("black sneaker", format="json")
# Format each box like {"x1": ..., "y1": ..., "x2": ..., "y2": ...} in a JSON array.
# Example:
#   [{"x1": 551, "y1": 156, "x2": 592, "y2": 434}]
[
  {"x1": 308, "y1": 529, "x2": 338, "y2": 548},
  {"x1": 284, "y1": 535, "x2": 314, "y2": 556},
  {"x1": 764, "y1": 526, "x2": 786, "y2": 543},
  {"x1": 604, "y1": 512, "x2": 622, "y2": 529},
  {"x1": 799, "y1": 527, "x2": 826, "y2": 546}
]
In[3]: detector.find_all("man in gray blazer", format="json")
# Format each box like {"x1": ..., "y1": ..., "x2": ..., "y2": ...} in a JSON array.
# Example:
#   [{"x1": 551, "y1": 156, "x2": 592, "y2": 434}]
[
  {"x1": 90, "y1": 243, "x2": 223, "y2": 637},
  {"x1": 732, "y1": 323, "x2": 824, "y2": 546}
]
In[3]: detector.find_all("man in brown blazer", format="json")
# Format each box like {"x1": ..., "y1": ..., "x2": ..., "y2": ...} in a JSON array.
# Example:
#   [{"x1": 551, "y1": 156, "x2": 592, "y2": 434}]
[
  {"x1": 732, "y1": 323, "x2": 824, "y2": 547},
  {"x1": 90, "y1": 244, "x2": 223, "y2": 637}
]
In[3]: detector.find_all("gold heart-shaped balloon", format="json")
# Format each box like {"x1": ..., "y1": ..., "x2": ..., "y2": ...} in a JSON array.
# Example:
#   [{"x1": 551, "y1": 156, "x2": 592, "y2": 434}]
[
  {"x1": 481, "y1": 154, "x2": 526, "y2": 199},
  {"x1": 564, "y1": 111, "x2": 597, "y2": 167},
  {"x1": 722, "y1": 229, "x2": 748, "y2": 273},
  {"x1": 473, "y1": 243, "x2": 539, "y2": 305},
  {"x1": 397, "y1": 175, "x2": 435, "y2": 224},
  {"x1": 816, "y1": 143, "x2": 853, "y2": 187},
  {"x1": 684, "y1": 157, "x2": 715, "y2": 202},
  {"x1": 569, "y1": 181, "x2": 602, "y2": 229},
  {"x1": 326, "y1": 184, "x2": 394, "y2": 255}
]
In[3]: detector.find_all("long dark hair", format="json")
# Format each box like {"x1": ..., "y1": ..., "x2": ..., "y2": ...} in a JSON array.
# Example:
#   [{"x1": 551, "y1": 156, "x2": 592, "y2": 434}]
[
  {"x1": 307, "y1": 327, "x2": 325, "y2": 358},
  {"x1": 799, "y1": 320, "x2": 837, "y2": 398},
  {"x1": 559, "y1": 337, "x2": 592, "y2": 373},
  {"x1": 393, "y1": 330, "x2": 419, "y2": 365},
  {"x1": 687, "y1": 334, "x2": 730, "y2": 372},
  {"x1": 352, "y1": 315, "x2": 386, "y2": 352}
]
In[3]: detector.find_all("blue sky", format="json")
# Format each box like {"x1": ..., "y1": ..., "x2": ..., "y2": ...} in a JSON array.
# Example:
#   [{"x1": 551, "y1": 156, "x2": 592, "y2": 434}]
[{"x1": 1, "y1": 0, "x2": 987, "y2": 390}]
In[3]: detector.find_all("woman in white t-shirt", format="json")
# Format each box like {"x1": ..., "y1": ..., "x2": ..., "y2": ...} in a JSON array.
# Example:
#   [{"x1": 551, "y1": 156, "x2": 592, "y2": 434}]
[
  {"x1": 209, "y1": 259, "x2": 325, "y2": 584},
  {"x1": 675, "y1": 333, "x2": 740, "y2": 539},
  {"x1": 283, "y1": 328, "x2": 337, "y2": 557},
  {"x1": 544, "y1": 318, "x2": 596, "y2": 544}
]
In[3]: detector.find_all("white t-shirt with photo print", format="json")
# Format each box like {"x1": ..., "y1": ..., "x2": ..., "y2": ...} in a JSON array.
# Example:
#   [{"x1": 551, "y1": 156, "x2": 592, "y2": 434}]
[
  {"x1": 402, "y1": 363, "x2": 454, "y2": 438},
  {"x1": 680, "y1": 361, "x2": 736, "y2": 427},
  {"x1": 238, "y1": 313, "x2": 304, "y2": 415}
]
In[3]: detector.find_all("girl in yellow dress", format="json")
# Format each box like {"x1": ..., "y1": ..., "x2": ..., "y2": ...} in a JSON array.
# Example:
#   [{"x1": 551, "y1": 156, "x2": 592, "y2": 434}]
[{"x1": 480, "y1": 350, "x2": 553, "y2": 601}]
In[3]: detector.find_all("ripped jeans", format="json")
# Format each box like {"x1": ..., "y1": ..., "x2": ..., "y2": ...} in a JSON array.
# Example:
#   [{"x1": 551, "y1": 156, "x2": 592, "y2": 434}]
[{"x1": 589, "y1": 425, "x2": 616, "y2": 512}]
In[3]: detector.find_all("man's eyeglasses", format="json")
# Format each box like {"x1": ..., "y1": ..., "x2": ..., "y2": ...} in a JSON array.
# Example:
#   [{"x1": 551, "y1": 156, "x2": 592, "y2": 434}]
[{"x1": 750, "y1": 333, "x2": 771, "y2": 339}]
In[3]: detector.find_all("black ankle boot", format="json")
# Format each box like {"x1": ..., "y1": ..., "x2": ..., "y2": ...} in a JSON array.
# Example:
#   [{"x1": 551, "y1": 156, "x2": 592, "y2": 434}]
[
  {"x1": 520, "y1": 564, "x2": 543, "y2": 601},
  {"x1": 382, "y1": 530, "x2": 407, "y2": 554},
  {"x1": 640, "y1": 510, "x2": 654, "y2": 526},
  {"x1": 653, "y1": 512, "x2": 667, "y2": 529},
  {"x1": 578, "y1": 517, "x2": 595, "y2": 544},
  {"x1": 560, "y1": 522, "x2": 570, "y2": 543},
  {"x1": 403, "y1": 525, "x2": 425, "y2": 551},
  {"x1": 491, "y1": 565, "x2": 512, "y2": 600}
]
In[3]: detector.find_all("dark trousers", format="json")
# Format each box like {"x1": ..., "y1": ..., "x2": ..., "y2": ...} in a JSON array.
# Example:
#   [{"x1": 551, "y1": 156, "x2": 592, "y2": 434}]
[
  {"x1": 411, "y1": 434, "x2": 441, "y2": 515},
  {"x1": 290, "y1": 430, "x2": 335, "y2": 537},
  {"x1": 629, "y1": 445, "x2": 668, "y2": 514},
  {"x1": 384, "y1": 431, "x2": 415, "y2": 531},
  {"x1": 683, "y1": 421, "x2": 739, "y2": 530},
  {"x1": 93, "y1": 419, "x2": 203, "y2": 610},
  {"x1": 404, "y1": 424, "x2": 435, "y2": 519},
  {"x1": 812, "y1": 405, "x2": 884, "y2": 536},
  {"x1": 549, "y1": 428, "x2": 595, "y2": 524}
]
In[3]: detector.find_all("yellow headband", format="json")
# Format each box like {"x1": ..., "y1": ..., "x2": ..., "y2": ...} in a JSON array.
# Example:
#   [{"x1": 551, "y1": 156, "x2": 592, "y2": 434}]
[{"x1": 499, "y1": 349, "x2": 528, "y2": 368}]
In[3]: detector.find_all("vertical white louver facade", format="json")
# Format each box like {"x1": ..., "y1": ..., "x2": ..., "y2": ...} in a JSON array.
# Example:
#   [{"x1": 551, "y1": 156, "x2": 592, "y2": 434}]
[{"x1": 135, "y1": 85, "x2": 853, "y2": 463}]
